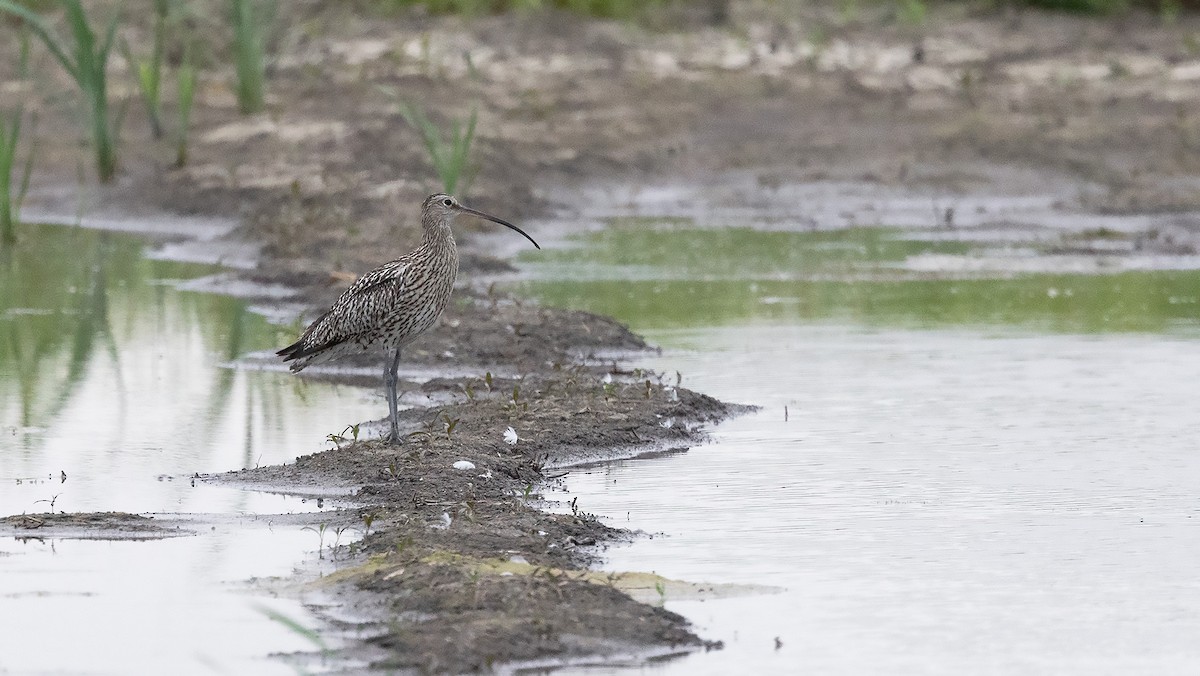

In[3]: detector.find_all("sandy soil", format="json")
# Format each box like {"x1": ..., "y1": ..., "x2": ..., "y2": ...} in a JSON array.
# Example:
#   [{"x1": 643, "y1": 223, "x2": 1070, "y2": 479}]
[{"x1": 4, "y1": 0, "x2": 1200, "y2": 670}]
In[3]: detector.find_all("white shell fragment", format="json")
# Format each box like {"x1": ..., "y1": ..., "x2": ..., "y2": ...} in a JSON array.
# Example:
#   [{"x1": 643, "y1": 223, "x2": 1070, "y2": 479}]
[
  {"x1": 452, "y1": 460, "x2": 476, "y2": 471},
  {"x1": 504, "y1": 426, "x2": 519, "y2": 445}
]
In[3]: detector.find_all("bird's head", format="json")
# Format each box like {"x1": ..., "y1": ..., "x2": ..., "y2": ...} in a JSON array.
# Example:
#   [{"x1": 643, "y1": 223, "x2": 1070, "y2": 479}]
[
  {"x1": 421, "y1": 193, "x2": 540, "y2": 249},
  {"x1": 423, "y1": 193, "x2": 460, "y2": 220}
]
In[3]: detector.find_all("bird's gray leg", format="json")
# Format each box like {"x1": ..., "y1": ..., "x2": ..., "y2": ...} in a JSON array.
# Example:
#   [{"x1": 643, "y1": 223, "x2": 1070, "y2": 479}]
[{"x1": 384, "y1": 348, "x2": 402, "y2": 444}]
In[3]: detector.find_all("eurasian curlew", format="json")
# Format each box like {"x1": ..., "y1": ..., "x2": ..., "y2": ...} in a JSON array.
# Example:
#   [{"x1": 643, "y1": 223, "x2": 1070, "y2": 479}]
[{"x1": 277, "y1": 193, "x2": 540, "y2": 443}]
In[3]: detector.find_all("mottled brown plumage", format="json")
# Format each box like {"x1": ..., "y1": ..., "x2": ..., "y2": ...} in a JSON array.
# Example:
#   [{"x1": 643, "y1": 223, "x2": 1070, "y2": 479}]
[{"x1": 278, "y1": 193, "x2": 540, "y2": 443}]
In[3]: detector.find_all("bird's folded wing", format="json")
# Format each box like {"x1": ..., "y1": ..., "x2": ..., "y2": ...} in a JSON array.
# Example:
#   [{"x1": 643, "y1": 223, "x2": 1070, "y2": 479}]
[{"x1": 301, "y1": 260, "x2": 410, "y2": 352}]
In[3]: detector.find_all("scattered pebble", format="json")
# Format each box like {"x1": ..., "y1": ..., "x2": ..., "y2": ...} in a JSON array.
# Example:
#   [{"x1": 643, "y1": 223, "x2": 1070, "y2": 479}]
[{"x1": 452, "y1": 460, "x2": 476, "y2": 471}]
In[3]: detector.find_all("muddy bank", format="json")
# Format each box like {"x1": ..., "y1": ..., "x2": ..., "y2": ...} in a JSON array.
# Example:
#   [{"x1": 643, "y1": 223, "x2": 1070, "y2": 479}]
[
  {"x1": 223, "y1": 361, "x2": 738, "y2": 671},
  {"x1": 5, "y1": 0, "x2": 1200, "y2": 671},
  {"x1": 0, "y1": 512, "x2": 188, "y2": 540},
  {"x1": 216, "y1": 284, "x2": 742, "y2": 670},
  {"x1": 9, "y1": 3, "x2": 1200, "y2": 271}
]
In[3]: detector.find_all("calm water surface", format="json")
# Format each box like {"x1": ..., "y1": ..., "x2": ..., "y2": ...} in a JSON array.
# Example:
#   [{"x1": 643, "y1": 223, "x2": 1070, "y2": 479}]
[
  {"x1": 515, "y1": 219, "x2": 1200, "y2": 674},
  {"x1": 7, "y1": 213, "x2": 1200, "y2": 673},
  {"x1": 1, "y1": 224, "x2": 379, "y2": 674}
]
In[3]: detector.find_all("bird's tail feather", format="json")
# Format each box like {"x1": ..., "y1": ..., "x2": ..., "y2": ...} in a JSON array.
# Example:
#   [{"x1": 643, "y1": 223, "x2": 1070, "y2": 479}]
[{"x1": 276, "y1": 340, "x2": 311, "y2": 372}]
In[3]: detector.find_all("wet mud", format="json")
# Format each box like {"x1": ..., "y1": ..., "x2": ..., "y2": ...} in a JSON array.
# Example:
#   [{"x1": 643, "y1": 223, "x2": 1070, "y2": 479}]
[
  {"x1": 0, "y1": 512, "x2": 188, "y2": 540},
  {"x1": 5, "y1": 0, "x2": 1200, "y2": 671},
  {"x1": 220, "y1": 315, "x2": 739, "y2": 671}
]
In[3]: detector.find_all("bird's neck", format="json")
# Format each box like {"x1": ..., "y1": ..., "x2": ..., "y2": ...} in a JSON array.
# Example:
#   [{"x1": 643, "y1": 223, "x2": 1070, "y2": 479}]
[
  {"x1": 421, "y1": 218, "x2": 456, "y2": 249},
  {"x1": 420, "y1": 221, "x2": 457, "y2": 265}
]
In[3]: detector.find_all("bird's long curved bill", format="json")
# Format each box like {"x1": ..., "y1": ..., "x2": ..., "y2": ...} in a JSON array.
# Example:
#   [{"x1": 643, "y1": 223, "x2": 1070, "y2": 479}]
[{"x1": 460, "y1": 206, "x2": 541, "y2": 250}]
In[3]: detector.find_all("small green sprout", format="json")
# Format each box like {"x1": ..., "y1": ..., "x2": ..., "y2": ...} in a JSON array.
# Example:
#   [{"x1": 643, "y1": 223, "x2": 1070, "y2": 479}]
[
  {"x1": 303, "y1": 523, "x2": 328, "y2": 558},
  {"x1": 442, "y1": 412, "x2": 460, "y2": 439}
]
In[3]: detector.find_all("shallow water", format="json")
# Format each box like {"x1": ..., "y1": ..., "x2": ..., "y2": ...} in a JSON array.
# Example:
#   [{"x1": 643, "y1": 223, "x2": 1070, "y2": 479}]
[
  {"x1": 515, "y1": 224, "x2": 1200, "y2": 333},
  {"x1": 0, "y1": 225, "x2": 382, "y2": 516},
  {"x1": 516, "y1": 218, "x2": 1200, "y2": 674},
  {"x1": 0, "y1": 524, "x2": 335, "y2": 675},
  {"x1": 0, "y1": 223, "x2": 379, "y2": 673}
]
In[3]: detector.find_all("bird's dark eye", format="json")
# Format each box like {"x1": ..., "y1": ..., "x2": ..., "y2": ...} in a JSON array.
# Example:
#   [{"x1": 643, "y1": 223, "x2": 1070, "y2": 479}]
[{"x1": 442, "y1": 198, "x2": 453, "y2": 207}]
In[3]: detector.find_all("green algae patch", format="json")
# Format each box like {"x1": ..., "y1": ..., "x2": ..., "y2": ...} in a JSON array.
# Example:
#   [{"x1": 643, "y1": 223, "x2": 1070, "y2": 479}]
[{"x1": 514, "y1": 223, "x2": 1200, "y2": 335}]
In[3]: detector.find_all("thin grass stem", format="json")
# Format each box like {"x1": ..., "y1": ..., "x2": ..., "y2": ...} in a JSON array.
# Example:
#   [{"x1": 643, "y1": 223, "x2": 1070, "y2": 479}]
[
  {"x1": 392, "y1": 95, "x2": 479, "y2": 195},
  {"x1": 0, "y1": 1, "x2": 121, "y2": 182},
  {"x1": 175, "y1": 45, "x2": 196, "y2": 167},
  {"x1": 230, "y1": 0, "x2": 268, "y2": 114},
  {"x1": 0, "y1": 108, "x2": 35, "y2": 247},
  {"x1": 122, "y1": 0, "x2": 168, "y2": 139}
]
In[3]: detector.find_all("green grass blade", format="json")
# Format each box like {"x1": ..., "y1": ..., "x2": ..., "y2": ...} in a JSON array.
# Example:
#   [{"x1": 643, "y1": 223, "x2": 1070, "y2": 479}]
[
  {"x1": 175, "y1": 48, "x2": 196, "y2": 167},
  {"x1": 99, "y1": 12, "x2": 119, "y2": 68},
  {"x1": 0, "y1": 1, "x2": 81, "y2": 82},
  {"x1": 17, "y1": 114, "x2": 37, "y2": 209},
  {"x1": 231, "y1": 0, "x2": 267, "y2": 114},
  {"x1": 253, "y1": 603, "x2": 329, "y2": 652},
  {"x1": 150, "y1": 2, "x2": 165, "y2": 101},
  {"x1": 388, "y1": 90, "x2": 478, "y2": 195},
  {"x1": 7, "y1": 110, "x2": 20, "y2": 149},
  {"x1": 463, "y1": 107, "x2": 477, "y2": 155},
  {"x1": 0, "y1": 108, "x2": 24, "y2": 246},
  {"x1": 122, "y1": 37, "x2": 165, "y2": 139},
  {"x1": 17, "y1": 27, "x2": 31, "y2": 78},
  {"x1": 1, "y1": 1, "x2": 119, "y2": 182},
  {"x1": 63, "y1": 2, "x2": 97, "y2": 87},
  {"x1": 457, "y1": 106, "x2": 477, "y2": 193}
]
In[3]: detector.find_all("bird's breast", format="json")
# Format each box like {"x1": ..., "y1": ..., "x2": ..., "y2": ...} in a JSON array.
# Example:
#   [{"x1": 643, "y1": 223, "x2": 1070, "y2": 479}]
[{"x1": 389, "y1": 249, "x2": 458, "y2": 340}]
